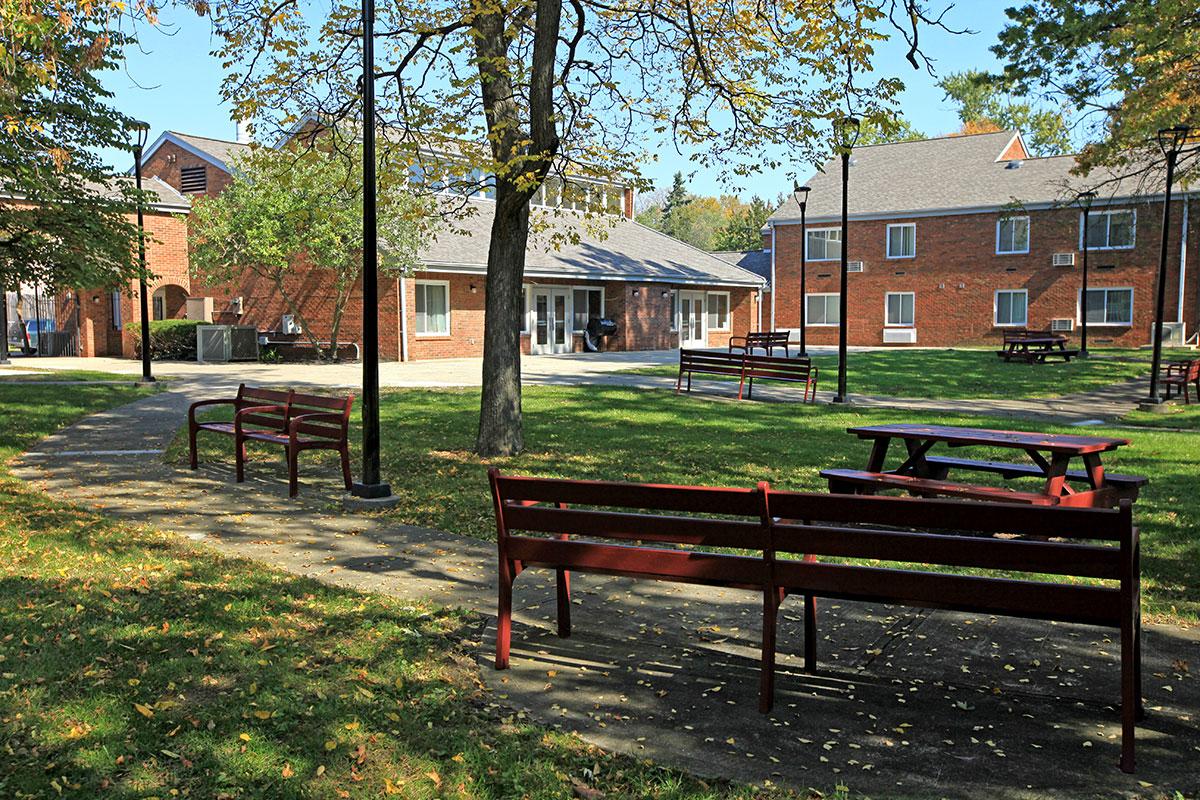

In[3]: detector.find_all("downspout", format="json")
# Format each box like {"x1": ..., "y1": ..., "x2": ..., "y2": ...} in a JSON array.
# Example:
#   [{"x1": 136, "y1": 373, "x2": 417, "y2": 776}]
[
  {"x1": 769, "y1": 223, "x2": 776, "y2": 331},
  {"x1": 1178, "y1": 192, "x2": 1188, "y2": 325},
  {"x1": 398, "y1": 275, "x2": 409, "y2": 361}
]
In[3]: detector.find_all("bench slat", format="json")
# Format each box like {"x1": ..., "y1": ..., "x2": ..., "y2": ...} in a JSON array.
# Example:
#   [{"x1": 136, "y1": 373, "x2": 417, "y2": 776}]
[
  {"x1": 921, "y1": 456, "x2": 1149, "y2": 488},
  {"x1": 242, "y1": 388, "x2": 292, "y2": 403},
  {"x1": 291, "y1": 393, "x2": 352, "y2": 411},
  {"x1": 821, "y1": 468, "x2": 1058, "y2": 505},
  {"x1": 503, "y1": 505, "x2": 769, "y2": 549},
  {"x1": 495, "y1": 475, "x2": 762, "y2": 515}
]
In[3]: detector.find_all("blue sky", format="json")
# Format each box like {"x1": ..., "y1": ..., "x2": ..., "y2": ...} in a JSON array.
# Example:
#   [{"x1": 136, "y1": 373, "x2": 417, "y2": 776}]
[{"x1": 100, "y1": 2, "x2": 1019, "y2": 200}]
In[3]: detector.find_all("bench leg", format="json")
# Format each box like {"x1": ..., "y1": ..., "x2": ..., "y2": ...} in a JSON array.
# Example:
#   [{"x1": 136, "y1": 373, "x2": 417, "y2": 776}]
[
  {"x1": 555, "y1": 565, "x2": 571, "y2": 638},
  {"x1": 759, "y1": 586, "x2": 782, "y2": 713},
  {"x1": 188, "y1": 423, "x2": 199, "y2": 469},
  {"x1": 803, "y1": 555, "x2": 818, "y2": 672},
  {"x1": 287, "y1": 447, "x2": 299, "y2": 498},
  {"x1": 339, "y1": 445, "x2": 352, "y2": 490},
  {"x1": 235, "y1": 435, "x2": 246, "y2": 483},
  {"x1": 496, "y1": 555, "x2": 515, "y2": 670}
]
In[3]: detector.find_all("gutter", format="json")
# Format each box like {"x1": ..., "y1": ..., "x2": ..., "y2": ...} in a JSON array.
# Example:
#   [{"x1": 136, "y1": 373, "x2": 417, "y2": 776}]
[{"x1": 398, "y1": 275, "x2": 409, "y2": 361}]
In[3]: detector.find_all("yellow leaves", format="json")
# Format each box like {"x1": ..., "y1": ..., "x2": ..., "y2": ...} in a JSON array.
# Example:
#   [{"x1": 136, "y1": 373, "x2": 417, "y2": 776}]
[
  {"x1": 384, "y1": 777, "x2": 403, "y2": 794},
  {"x1": 239, "y1": 733, "x2": 251, "y2": 742},
  {"x1": 324, "y1": 740, "x2": 338, "y2": 751},
  {"x1": 133, "y1": 702, "x2": 154, "y2": 718},
  {"x1": 253, "y1": 710, "x2": 271, "y2": 720},
  {"x1": 281, "y1": 763, "x2": 294, "y2": 779},
  {"x1": 344, "y1": 721, "x2": 360, "y2": 731},
  {"x1": 425, "y1": 770, "x2": 442, "y2": 788}
]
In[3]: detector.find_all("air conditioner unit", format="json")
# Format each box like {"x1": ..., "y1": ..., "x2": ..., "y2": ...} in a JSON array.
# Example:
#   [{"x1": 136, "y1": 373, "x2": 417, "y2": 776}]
[
  {"x1": 847, "y1": 261, "x2": 865, "y2": 273},
  {"x1": 230, "y1": 296, "x2": 244, "y2": 315},
  {"x1": 1050, "y1": 318, "x2": 1075, "y2": 332},
  {"x1": 230, "y1": 325, "x2": 259, "y2": 361},
  {"x1": 281, "y1": 314, "x2": 302, "y2": 334},
  {"x1": 1152, "y1": 322, "x2": 1186, "y2": 346},
  {"x1": 883, "y1": 328, "x2": 917, "y2": 344},
  {"x1": 197, "y1": 325, "x2": 231, "y2": 363},
  {"x1": 1052, "y1": 252, "x2": 1076, "y2": 267}
]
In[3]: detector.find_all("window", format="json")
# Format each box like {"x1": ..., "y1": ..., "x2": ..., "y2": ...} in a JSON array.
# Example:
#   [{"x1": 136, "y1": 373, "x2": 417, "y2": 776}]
[
  {"x1": 805, "y1": 293, "x2": 840, "y2": 326},
  {"x1": 706, "y1": 292, "x2": 730, "y2": 330},
  {"x1": 669, "y1": 290, "x2": 678, "y2": 331},
  {"x1": 996, "y1": 216, "x2": 1030, "y2": 254},
  {"x1": 1082, "y1": 209, "x2": 1136, "y2": 250},
  {"x1": 179, "y1": 166, "x2": 207, "y2": 194},
  {"x1": 1083, "y1": 288, "x2": 1133, "y2": 326},
  {"x1": 806, "y1": 229, "x2": 841, "y2": 261},
  {"x1": 886, "y1": 224, "x2": 916, "y2": 259},
  {"x1": 572, "y1": 287, "x2": 603, "y2": 330},
  {"x1": 520, "y1": 286, "x2": 529, "y2": 333},
  {"x1": 414, "y1": 281, "x2": 450, "y2": 335},
  {"x1": 110, "y1": 291, "x2": 122, "y2": 329},
  {"x1": 885, "y1": 292, "x2": 915, "y2": 326},
  {"x1": 994, "y1": 289, "x2": 1028, "y2": 327}
]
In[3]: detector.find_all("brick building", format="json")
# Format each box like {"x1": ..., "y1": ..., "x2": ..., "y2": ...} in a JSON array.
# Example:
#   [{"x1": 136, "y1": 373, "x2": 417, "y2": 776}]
[
  {"x1": 135, "y1": 130, "x2": 766, "y2": 360},
  {"x1": 755, "y1": 130, "x2": 1196, "y2": 348}
]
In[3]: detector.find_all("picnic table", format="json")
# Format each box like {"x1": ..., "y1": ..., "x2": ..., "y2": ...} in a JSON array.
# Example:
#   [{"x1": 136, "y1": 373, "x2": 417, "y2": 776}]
[
  {"x1": 997, "y1": 330, "x2": 1080, "y2": 363},
  {"x1": 820, "y1": 423, "x2": 1147, "y2": 508}
]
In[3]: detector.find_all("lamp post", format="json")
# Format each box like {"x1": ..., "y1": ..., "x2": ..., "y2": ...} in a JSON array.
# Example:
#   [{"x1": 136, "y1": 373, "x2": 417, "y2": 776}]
[
  {"x1": 349, "y1": 0, "x2": 395, "y2": 504},
  {"x1": 793, "y1": 182, "x2": 811, "y2": 357},
  {"x1": 131, "y1": 119, "x2": 154, "y2": 383},
  {"x1": 1077, "y1": 190, "x2": 1097, "y2": 358},
  {"x1": 0, "y1": 282, "x2": 9, "y2": 365},
  {"x1": 833, "y1": 116, "x2": 860, "y2": 404},
  {"x1": 1147, "y1": 125, "x2": 1191, "y2": 405}
]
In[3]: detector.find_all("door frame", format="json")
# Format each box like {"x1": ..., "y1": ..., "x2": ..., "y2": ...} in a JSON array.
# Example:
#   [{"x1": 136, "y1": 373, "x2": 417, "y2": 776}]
[
  {"x1": 678, "y1": 290, "x2": 707, "y2": 348},
  {"x1": 530, "y1": 286, "x2": 573, "y2": 355}
]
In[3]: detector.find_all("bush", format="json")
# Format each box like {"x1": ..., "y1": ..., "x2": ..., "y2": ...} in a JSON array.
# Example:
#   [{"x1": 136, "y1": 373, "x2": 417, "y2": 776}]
[{"x1": 125, "y1": 319, "x2": 210, "y2": 360}]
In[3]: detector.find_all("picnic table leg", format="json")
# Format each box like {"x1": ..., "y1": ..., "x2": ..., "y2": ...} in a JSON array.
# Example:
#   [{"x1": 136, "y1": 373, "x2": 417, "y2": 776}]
[
  {"x1": 865, "y1": 437, "x2": 890, "y2": 472},
  {"x1": 1081, "y1": 453, "x2": 1106, "y2": 490},
  {"x1": 1042, "y1": 453, "x2": 1072, "y2": 498}
]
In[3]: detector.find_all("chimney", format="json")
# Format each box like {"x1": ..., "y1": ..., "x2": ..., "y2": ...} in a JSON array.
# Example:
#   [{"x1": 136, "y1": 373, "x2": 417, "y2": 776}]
[{"x1": 235, "y1": 119, "x2": 252, "y2": 145}]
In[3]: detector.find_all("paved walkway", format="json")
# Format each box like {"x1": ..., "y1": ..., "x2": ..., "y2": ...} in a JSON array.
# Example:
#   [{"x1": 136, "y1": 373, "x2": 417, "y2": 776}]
[{"x1": 7, "y1": 367, "x2": 1200, "y2": 798}]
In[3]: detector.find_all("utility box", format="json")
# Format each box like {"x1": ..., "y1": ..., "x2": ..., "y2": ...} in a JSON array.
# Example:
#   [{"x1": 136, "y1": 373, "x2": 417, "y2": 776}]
[
  {"x1": 197, "y1": 325, "x2": 231, "y2": 363},
  {"x1": 230, "y1": 325, "x2": 259, "y2": 361},
  {"x1": 186, "y1": 296, "x2": 214, "y2": 323}
]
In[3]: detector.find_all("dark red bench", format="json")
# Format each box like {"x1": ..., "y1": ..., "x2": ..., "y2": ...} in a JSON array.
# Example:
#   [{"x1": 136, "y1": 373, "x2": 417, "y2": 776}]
[
  {"x1": 729, "y1": 331, "x2": 791, "y2": 357},
  {"x1": 489, "y1": 470, "x2": 1143, "y2": 772},
  {"x1": 1161, "y1": 359, "x2": 1200, "y2": 404},
  {"x1": 677, "y1": 349, "x2": 817, "y2": 402},
  {"x1": 188, "y1": 384, "x2": 353, "y2": 497}
]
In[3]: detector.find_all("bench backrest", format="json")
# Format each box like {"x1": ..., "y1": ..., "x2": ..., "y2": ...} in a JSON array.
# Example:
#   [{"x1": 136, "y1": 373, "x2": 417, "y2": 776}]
[
  {"x1": 289, "y1": 391, "x2": 354, "y2": 440},
  {"x1": 744, "y1": 331, "x2": 790, "y2": 345},
  {"x1": 742, "y1": 353, "x2": 812, "y2": 380},
  {"x1": 490, "y1": 471, "x2": 1136, "y2": 628},
  {"x1": 679, "y1": 348, "x2": 744, "y2": 377},
  {"x1": 234, "y1": 385, "x2": 294, "y2": 430}
]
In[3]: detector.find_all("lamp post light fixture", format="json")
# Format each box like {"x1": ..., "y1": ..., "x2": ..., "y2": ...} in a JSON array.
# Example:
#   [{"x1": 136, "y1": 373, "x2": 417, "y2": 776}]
[
  {"x1": 793, "y1": 181, "x2": 811, "y2": 357},
  {"x1": 833, "y1": 115, "x2": 860, "y2": 404},
  {"x1": 130, "y1": 119, "x2": 154, "y2": 384},
  {"x1": 1076, "y1": 190, "x2": 1097, "y2": 358},
  {"x1": 1147, "y1": 125, "x2": 1191, "y2": 406}
]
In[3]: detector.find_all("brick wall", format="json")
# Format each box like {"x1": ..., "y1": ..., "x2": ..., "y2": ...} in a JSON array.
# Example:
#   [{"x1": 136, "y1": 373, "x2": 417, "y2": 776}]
[
  {"x1": 141, "y1": 140, "x2": 232, "y2": 199},
  {"x1": 769, "y1": 198, "x2": 1198, "y2": 347}
]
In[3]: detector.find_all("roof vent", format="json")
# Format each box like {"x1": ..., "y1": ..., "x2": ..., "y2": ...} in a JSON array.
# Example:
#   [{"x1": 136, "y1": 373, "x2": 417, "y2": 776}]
[{"x1": 1006, "y1": 160, "x2": 1023, "y2": 169}]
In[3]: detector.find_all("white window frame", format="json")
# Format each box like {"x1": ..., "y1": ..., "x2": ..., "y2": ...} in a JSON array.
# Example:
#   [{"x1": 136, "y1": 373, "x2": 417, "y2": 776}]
[
  {"x1": 993, "y1": 289, "x2": 1029, "y2": 327},
  {"x1": 414, "y1": 280, "x2": 451, "y2": 337},
  {"x1": 1080, "y1": 209, "x2": 1136, "y2": 251},
  {"x1": 705, "y1": 291, "x2": 731, "y2": 331},
  {"x1": 110, "y1": 290, "x2": 122, "y2": 329},
  {"x1": 995, "y1": 216, "x2": 1031, "y2": 255},
  {"x1": 804, "y1": 293, "x2": 840, "y2": 327},
  {"x1": 886, "y1": 223, "x2": 917, "y2": 259},
  {"x1": 1079, "y1": 286, "x2": 1134, "y2": 326},
  {"x1": 884, "y1": 291, "x2": 915, "y2": 327},
  {"x1": 571, "y1": 286, "x2": 605, "y2": 334},
  {"x1": 669, "y1": 289, "x2": 678, "y2": 331},
  {"x1": 805, "y1": 228, "x2": 842, "y2": 262},
  {"x1": 520, "y1": 285, "x2": 530, "y2": 334}
]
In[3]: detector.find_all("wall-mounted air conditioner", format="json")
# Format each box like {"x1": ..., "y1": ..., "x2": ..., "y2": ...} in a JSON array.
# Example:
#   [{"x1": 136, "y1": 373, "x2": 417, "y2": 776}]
[
  {"x1": 883, "y1": 328, "x2": 917, "y2": 344},
  {"x1": 1052, "y1": 252, "x2": 1076, "y2": 267},
  {"x1": 1152, "y1": 322, "x2": 1186, "y2": 346},
  {"x1": 281, "y1": 314, "x2": 302, "y2": 334},
  {"x1": 847, "y1": 261, "x2": 865, "y2": 273},
  {"x1": 1050, "y1": 318, "x2": 1075, "y2": 332},
  {"x1": 231, "y1": 296, "x2": 244, "y2": 315}
]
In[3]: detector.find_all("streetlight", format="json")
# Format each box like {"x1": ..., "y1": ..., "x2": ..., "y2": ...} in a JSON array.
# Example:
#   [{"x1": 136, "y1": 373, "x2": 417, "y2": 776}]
[
  {"x1": 0, "y1": 281, "x2": 9, "y2": 365},
  {"x1": 1076, "y1": 190, "x2": 1097, "y2": 358},
  {"x1": 130, "y1": 119, "x2": 154, "y2": 384},
  {"x1": 833, "y1": 115, "x2": 860, "y2": 404},
  {"x1": 793, "y1": 182, "x2": 811, "y2": 357},
  {"x1": 1147, "y1": 125, "x2": 1191, "y2": 405}
]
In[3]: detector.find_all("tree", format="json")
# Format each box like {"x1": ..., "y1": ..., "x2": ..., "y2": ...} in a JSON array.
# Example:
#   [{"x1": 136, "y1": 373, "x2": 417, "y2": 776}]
[
  {"x1": 938, "y1": 69, "x2": 1072, "y2": 156},
  {"x1": 188, "y1": 146, "x2": 427, "y2": 360},
  {"x1": 712, "y1": 196, "x2": 772, "y2": 252},
  {"x1": 659, "y1": 172, "x2": 691, "y2": 240},
  {"x1": 993, "y1": 0, "x2": 1200, "y2": 184},
  {"x1": 856, "y1": 115, "x2": 926, "y2": 146},
  {"x1": 209, "y1": 0, "x2": 955, "y2": 455},
  {"x1": 0, "y1": 0, "x2": 147, "y2": 297}
]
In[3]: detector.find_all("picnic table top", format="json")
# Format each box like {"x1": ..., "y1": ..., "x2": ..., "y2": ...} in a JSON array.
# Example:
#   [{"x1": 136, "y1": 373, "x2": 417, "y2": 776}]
[{"x1": 846, "y1": 423, "x2": 1130, "y2": 454}]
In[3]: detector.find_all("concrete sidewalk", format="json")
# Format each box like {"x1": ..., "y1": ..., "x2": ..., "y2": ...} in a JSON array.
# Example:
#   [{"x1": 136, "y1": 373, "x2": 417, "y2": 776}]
[{"x1": 10, "y1": 384, "x2": 1199, "y2": 799}]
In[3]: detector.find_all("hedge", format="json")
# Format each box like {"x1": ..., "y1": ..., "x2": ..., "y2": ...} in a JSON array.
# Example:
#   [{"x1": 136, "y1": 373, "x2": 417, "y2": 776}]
[{"x1": 124, "y1": 319, "x2": 210, "y2": 360}]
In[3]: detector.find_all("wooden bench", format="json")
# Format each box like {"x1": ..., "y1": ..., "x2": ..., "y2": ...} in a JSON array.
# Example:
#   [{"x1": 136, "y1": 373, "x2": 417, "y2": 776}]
[
  {"x1": 729, "y1": 331, "x2": 791, "y2": 357},
  {"x1": 1161, "y1": 359, "x2": 1200, "y2": 404},
  {"x1": 919, "y1": 455, "x2": 1148, "y2": 501},
  {"x1": 188, "y1": 383, "x2": 354, "y2": 497},
  {"x1": 489, "y1": 470, "x2": 1143, "y2": 772},
  {"x1": 677, "y1": 349, "x2": 817, "y2": 403}
]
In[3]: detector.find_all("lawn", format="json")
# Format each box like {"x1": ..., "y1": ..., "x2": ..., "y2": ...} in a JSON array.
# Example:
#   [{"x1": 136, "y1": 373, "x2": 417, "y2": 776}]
[
  {"x1": 0, "y1": 384, "x2": 805, "y2": 798},
  {"x1": 621, "y1": 348, "x2": 1195, "y2": 400},
  {"x1": 0, "y1": 367, "x2": 149, "y2": 382},
  {"x1": 1122, "y1": 403, "x2": 1200, "y2": 430}
]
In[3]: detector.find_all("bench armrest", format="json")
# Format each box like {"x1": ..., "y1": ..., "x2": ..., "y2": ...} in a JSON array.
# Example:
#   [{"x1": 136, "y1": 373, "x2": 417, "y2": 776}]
[
  {"x1": 234, "y1": 404, "x2": 289, "y2": 435},
  {"x1": 728, "y1": 335, "x2": 747, "y2": 351},
  {"x1": 288, "y1": 411, "x2": 348, "y2": 436},
  {"x1": 188, "y1": 397, "x2": 238, "y2": 424}
]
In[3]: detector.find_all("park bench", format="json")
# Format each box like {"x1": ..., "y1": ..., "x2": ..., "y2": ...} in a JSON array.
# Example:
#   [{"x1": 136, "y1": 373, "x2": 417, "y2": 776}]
[
  {"x1": 677, "y1": 348, "x2": 817, "y2": 402},
  {"x1": 997, "y1": 329, "x2": 1080, "y2": 363},
  {"x1": 188, "y1": 383, "x2": 354, "y2": 497},
  {"x1": 729, "y1": 331, "x2": 791, "y2": 357},
  {"x1": 489, "y1": 470, "x2": 1143, "y2": 772},
  {"x1": 1161, "y1": 358, "x2": 1200, "y2": 404}
]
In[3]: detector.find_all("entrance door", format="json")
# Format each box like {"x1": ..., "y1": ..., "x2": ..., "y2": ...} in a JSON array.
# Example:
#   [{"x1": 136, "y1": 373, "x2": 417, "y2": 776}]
[
  {"x1": 678, "y1": 291, "x2": 707, "y2": 348},
  {"x1": 532, "y1": 288, "x2": 572, "y2": 354}
]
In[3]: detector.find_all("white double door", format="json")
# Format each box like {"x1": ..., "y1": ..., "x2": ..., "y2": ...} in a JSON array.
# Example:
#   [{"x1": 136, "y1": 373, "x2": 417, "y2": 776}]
[
  {"x1": 531, "y1": 287, "x2": 573, "y2": 355},
  {"x1": 678, "y1": 290, "x2": 707, "y2": 349}
]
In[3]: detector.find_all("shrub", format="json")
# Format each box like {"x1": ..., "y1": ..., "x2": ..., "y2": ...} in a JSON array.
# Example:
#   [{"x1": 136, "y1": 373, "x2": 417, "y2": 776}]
[{"x1": 125, "y1": 319, "x2": 210, "y2": 360}]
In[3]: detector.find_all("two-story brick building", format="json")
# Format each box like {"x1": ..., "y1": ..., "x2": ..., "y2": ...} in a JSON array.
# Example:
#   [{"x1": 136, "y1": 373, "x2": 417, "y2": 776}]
[{"x1": 756, "y1": 130, "x2": 1196, "y2": 348}]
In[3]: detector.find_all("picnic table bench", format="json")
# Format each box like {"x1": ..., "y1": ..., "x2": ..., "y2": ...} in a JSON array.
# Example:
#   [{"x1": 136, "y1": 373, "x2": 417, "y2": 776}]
[
  {"x1": 997, "y1": 329, "x2": 1080, "y2": 363},
  {"x1": 729, "y1": 331, "x2": 791, "y2": 357},
  {"x1": 490, "y1": 470, "x2": 1144, "y2": 772},
  {"x1": 677, "y1": 349, "x2": 818, "y2": 402},
  {"x1": 1161, "y1": 358, "x2": 1200, "y2": 404},
  {"x1": 188, "y1": 383, "x2": 354, "y2": 497}
]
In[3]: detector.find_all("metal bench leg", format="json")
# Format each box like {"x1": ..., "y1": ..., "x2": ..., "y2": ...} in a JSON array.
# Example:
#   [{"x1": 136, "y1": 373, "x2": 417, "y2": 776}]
[
  {"x1": 803, "y1": 554, "x2": 818, "y2": 672},
  {"x1": 287, "y1": 447, "x2": 299, "y2": 498},
  {"x1": 188, "y1": 424, "x2": 199, "y2": 469},
  {"x1": 496, "y1": 556, "x2": 515, "y2": 669},
  {"x1": 235, "y1": 435, "x2": 246, "y2": 483},
  {"x1": 340, "y1": 445, "x2": 353, "y2": 490},
  {"x1": 759, "y1": 586, "x2": 782, "y2": 713},
  {"x1": 556, "y1": 564, "x2": 572, "y2": 638}
]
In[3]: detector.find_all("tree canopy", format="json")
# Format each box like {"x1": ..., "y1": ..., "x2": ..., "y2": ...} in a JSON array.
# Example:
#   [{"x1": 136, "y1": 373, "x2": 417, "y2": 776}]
[{"x1": 938, "y1": 69, "x2": 1071, "y2": 157}]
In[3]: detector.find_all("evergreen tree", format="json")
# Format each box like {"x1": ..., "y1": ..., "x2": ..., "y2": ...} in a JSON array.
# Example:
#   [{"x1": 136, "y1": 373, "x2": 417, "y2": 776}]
[{"x1": 659, "y1": 172, "x2": 691, "y2": 240}]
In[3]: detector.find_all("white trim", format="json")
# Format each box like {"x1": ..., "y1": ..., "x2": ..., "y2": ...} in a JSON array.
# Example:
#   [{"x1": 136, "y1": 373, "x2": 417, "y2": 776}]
[
  {"x1": 678, "y1": 289, "x2": 707, "y2": 348},
  {"x1": 398, "y1": 276, "x2": 409, "y2": 360},
  {"x1": 669, "y1": 289, "x2": 679, "y2": 332},
  {"x1": 804, "y1": 292, "x2": 840, "y2": 327},
  {"x1": 993, "y1": 131, "x2": 1027, "y2": 163},
  {"x1": 995, "y1": 215, "x2": 1031, "y2": 255},
  {"x1": 886, "y1": 223, "x2": 916, "y2": 259},
  {"x1": 520, "y1": 285, "x2": 530, "y2": 334},
  {"x1": 769, "y1": 223, "x2": 777, "y2": 330},
  {"x1": 772, "y1": 196, "x2": 1166, "y2": 227},
  {"x1": 884, "y1": 291, "x2": 915, "y2": 327},
  {"x1": 1079, "y1": 208, "x2": 1137, "y2": 251},
  {"x1": 413, "y1": 279, "x2": 451, "y2": 337},
  {"x1": 993, "y1": 289, "x2": 1029, "y2": 327},
  {"x1": 1078, "y1": 286, "x2": 1134, "y2": 326},
  {"x1": 415, "y1": 262, "x2": 763, "y2": 288},
  {"x1": 138, "y1": 131, "x2": 235, "y2": 174},
  {"x1": 570, "y1": 286, "x2": 605, "y2": 334},
  {"x1": 805, "y1": 227, "x2": 842, "y2": 262},
  {"x1": 706, "y1": 291, "x2": 731, "y2": 331}
]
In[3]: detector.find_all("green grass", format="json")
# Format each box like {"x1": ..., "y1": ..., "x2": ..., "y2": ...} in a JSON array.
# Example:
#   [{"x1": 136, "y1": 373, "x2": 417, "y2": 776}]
[
  {"x1": 179, "y1": 384, "x2": 1200, "y2": 622},
  {"x1": 1122, "y1": 403, "x2": 1200, "y2": 430},
  {"x1": 0, "y1": 367, "x2": 148, "y2": 382},
  {"x1": 623, "y1": 348, "x2": 1196, "y2": 400},
  {"x1": 1, "y1": 385, "x2": 811, "y2": 798}
]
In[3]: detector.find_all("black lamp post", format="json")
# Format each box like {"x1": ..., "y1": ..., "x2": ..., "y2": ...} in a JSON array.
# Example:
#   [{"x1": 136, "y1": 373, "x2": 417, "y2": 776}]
[
  {"x1": 833, "y1": 116, "x2": 860, "y2": 404},
  {"x1": 131, "y1": 119, "x2": 154, "y2": 383},
  {"x1": 349, "y1": 0, "x2": 393, "y2": 502},
  {"x1": 793, "y1": 181, "x2": 811, "y2": 357},
  {"x1": 0, "y1": 281, "x2": 9, "y2": 365},
  {"x1": 1077, "y1": 190, "x2": 1097, "y2": 358},
  {"x1": 1148, "y1": 125, "x2": 1191, "y2": 405}
]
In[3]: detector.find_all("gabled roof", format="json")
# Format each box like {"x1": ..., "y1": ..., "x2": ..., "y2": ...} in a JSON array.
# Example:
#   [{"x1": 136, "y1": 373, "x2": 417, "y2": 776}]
[
  {"x1": 140, "y1": 131, "x2": 252, "y2": 173},
  {"x1": 2, "y1": 175, "x2": 190, "y2": 213},
  {"x1": 712, "y1": 250, "x2": 771, "y2": 285},
  {"x1": 422, "y1": 198, "x2": 765, "y2": 287},
  {"x1": 769, "y1": 130, "x2": 1166, "y2": 225}
]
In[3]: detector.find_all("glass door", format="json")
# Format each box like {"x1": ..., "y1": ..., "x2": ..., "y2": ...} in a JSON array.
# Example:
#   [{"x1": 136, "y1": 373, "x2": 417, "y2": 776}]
[
  {"x1": 532, "y1": 288, "x2": 572, "y2": 354},
  {"x1": 678, "y1": 291, "x2": 707, "y2": 348}
]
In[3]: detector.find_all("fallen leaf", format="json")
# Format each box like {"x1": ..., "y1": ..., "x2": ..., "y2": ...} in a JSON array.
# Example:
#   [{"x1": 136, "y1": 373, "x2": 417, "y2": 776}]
[{"x1": 133, "y1": 703, "x2": 154, "y2": 718}]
